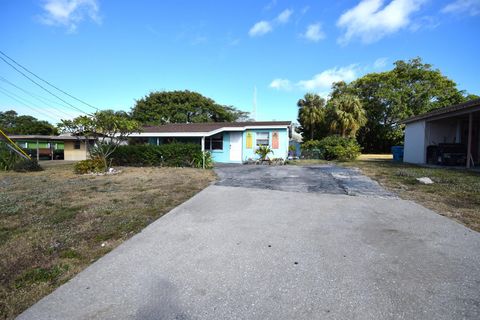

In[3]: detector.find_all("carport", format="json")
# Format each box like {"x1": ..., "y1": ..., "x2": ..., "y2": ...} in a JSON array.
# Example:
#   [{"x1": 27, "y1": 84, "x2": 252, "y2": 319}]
[{"x1": 403, "y1": 99, "x2": 480, "y2": 168}]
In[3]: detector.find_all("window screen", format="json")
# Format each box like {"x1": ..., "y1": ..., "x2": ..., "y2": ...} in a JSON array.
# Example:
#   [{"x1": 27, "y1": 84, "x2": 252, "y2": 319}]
[{"x1": 256, "y1": 132, "x2": 269, "y2": 146}]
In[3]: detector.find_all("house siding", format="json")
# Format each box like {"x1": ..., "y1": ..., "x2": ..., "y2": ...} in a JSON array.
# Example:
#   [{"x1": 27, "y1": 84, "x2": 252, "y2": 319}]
[
  {"x1": 64, "y1": 141, "x2": 89, "y2": 161},
  {"x1": 242, "y1": 128, "x2": 289, "y2": 162},
  {"x1": 211, "y1": 132, "x2": 231, "y2": 163}
]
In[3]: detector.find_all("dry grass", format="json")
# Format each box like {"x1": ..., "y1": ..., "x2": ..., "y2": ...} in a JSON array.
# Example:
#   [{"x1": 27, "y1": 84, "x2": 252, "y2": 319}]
[
  {"x1": 341, "y1": 159, "x2": 480, "y2": 232},
  {"x1": 0, "y1": 163, "x2": 215, "y2": 319},
  {"x1": 357, "y1": 154, "x2": 393, "y2": 161}
]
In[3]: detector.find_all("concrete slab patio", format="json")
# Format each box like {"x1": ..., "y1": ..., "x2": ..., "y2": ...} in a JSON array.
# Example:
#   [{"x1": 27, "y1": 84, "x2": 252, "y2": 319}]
[{"x1": 18, "y1": 165, "x2": 480, "y2": 320}]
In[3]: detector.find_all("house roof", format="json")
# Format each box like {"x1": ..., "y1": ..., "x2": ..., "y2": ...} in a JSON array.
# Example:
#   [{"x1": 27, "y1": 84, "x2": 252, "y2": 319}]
[
  {"x1": 401, "y1": 98, "x2": 480, "y2": 124},
  {"x1": 142, "y1": 121, "x2": 291, "y2": 133},
  {"x1": 7, "y1": 135, "x2": 94, "y2": 141}
]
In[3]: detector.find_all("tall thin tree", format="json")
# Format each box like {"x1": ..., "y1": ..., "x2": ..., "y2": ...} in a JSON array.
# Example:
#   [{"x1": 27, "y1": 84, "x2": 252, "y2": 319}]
[{"x1": 297, "y1": 93, "x2": 326, "y2": 140}]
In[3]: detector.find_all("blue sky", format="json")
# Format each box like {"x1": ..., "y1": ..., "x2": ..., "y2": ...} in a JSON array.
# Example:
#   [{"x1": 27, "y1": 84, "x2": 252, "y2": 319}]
[{"x1": 0, "y1": 0, "x2": 479, "y2": 124}]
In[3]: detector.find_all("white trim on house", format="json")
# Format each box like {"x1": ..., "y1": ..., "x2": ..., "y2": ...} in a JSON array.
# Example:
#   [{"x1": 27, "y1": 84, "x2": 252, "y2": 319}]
[{"x1": 129, "y1": 125, "x2": 290, "y2": 137}]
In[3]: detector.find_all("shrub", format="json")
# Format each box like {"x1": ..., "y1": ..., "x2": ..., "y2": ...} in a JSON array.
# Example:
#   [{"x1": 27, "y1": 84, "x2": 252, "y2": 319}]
[
  {"x1": 301, "y1": 140, "x2": 322, "y2": 159},
  {"x1": 111, "y1": 143, "x2": 211, "y2": 168},
  {"x1": 0, "y1": 148, "x2": 18, "y2": 171},
  {"x1": 190, "y1": 150, "x2": 213, "y2": 169},
  {"x1": 74, "y1": 158, "x2": 106, "y2": 174},
  {"x1": 317, "y1": 135, "x2": 361, "y2": 161},
  {"x1": 255, "y1": 145, "x2": 273, "y2": 160},
  {"x1": 13, "y1": 159, "x2": 43, "y2": 172}
]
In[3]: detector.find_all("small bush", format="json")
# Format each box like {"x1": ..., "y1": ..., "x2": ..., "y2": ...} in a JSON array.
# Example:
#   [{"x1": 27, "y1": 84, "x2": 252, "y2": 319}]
[
  {"x1": 13, "y1": 159, "x2": 43, "y2": 172},
  {"x1": 190, "y1": 150, "x2": 213, "y2": 169},
  {"x1": 255, "y1": 145, "x2": 274, "y2": 160},
  {"x1": 317, "y1": 136, "x2": 361, "y2": 161},
  {"x1": 111, "y1": 143, "x2": 211, "y2": 168},
  {"x1": 74, "y1": 158, "x2": 106, "y2": 174}
]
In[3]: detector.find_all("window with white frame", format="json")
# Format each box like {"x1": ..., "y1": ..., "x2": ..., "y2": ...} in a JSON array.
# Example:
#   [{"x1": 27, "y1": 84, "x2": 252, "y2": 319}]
[
  {"x1": 256, "y1": 132, "x2": 269, "y2": 146},
  {"x1": 204, "y1": 133, "x2": 223, "y2": 150}
]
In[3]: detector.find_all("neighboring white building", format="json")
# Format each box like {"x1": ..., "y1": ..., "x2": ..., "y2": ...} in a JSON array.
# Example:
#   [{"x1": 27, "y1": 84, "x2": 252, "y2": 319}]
[{"x1": 402, "y1": 99, "x2": 480, "y2": 168}]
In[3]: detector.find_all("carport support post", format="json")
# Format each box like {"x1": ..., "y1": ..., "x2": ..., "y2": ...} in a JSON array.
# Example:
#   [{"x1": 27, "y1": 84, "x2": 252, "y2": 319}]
[
  {"x1": 201, "y1": 136, "x2": 205, "y2": 169},
  {"x1": 467, "y1": 112, "x2": 473, "y2": 168},
  {"x1": 36, "y1": 139, "x2": 39, "y2": 162}
]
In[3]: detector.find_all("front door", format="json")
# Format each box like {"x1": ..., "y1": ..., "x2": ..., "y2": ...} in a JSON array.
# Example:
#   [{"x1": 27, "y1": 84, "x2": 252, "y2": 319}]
[{"x1": 229, "y1": 132, "x2": 242, "y2": 162}]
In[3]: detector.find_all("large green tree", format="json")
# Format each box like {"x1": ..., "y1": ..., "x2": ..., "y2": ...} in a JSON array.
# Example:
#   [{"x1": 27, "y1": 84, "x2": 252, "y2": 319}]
[
  {"x1": 297, "y1": 93, "x2": 327, "y2": 140},
  {"x1": 59, "y1": 110, "x2": 140, "y2": 170},
  {"x1": 131, "y1": 90, "x2": 249, "y2": 125},
  {"x1": 327, "y1": 95, "x2": 366, "y2": 138},
  {"x1": 331, "y1": 57, "x2": 477, "y2": 152},
  {"x1": 0, "y1": 110, "x2": 57, "y2": 135}
]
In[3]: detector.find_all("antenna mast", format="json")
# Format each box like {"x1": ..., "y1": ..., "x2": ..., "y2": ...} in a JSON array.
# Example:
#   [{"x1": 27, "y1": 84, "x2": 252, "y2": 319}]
[{"x1": 252, "y1": 86, "x2": 257, "y2": 121}]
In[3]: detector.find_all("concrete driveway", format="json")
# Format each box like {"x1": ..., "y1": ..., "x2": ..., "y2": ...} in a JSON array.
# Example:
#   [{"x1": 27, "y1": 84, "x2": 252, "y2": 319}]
[{"x1": 19, "y1": 165, "x2": 480, "y2": 320}]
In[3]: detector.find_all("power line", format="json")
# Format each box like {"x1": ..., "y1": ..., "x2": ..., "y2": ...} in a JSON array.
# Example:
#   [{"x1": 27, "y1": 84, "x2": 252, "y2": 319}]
[
  {"x1": 0, "y1": 54, "x2": 91, "y2": 115},
  {"x1": 0, "y1": 75, "x2": 75, "y2": 110},
  {"x1": 0, "y1": 75, "x2": 78, "y2": 118},
  {"x1": 0, "y1": 50, "x2": 99, "y2": 112},
  {"x1": 0, "y1": 84, "x2": 71, "y2": 120},
  {"x1": 0, "y1": 86, "x2": 64, "y2": 123},
  {"x1": 0, "y1": 87, "x2": 60, "y2": 123}
]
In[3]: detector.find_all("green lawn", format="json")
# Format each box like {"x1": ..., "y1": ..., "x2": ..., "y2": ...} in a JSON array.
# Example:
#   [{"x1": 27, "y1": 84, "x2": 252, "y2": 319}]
[{"x1": 0, "y1": 163, "x2": 215, "y2": 319}]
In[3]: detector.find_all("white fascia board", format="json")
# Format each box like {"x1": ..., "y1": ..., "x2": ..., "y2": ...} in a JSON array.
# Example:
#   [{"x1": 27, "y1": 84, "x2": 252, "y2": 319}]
[
  {"x1": 130, "y1": 125, "x2": 290, "y2": 138},
  {"x1": 129, "y1": 132, "x2": 210, "y2": 137}
]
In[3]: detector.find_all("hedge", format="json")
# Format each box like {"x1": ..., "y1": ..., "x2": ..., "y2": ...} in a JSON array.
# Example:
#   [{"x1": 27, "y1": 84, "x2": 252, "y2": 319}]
[
  {"x1": 110, "y1": 143, "x2": 212, "y2": 168},
  {"x1": 301, "y1": 136, "x2": 361, "y2": 161}
]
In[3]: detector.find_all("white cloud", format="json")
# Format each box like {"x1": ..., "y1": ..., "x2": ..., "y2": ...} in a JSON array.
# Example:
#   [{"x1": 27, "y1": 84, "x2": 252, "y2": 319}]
[
  {"x1": 269, "y1": 65, "x2": 359, "y2": 94},
  {"x1": 297, "y1": 65, "x2": 358, "y2": 91},
  {"x1": 373, "y1": 57, "x2": 388, "y2": 68},
  {"x1": 337, "y1": 0, "x2": 425, "y2": 44},
  {"x1": 38, "y1": 0, "x2": 100, "y2": 32},
  {"x1": 276, "y1": 9, "x2": 293, "y2": 24},
  {"x1": 409, "y1": 15, "x2": 440, "y2": 31},
  {"x1": 249, "y1": 8, "x2": 293, "y2": 37},
  {"x1": 249, "y1": 20, "x2": 273, "y2": 37},
  {"x1": 301, "y1": 23, "x2": 325, "y2": 42},
  {"x1": 442, "y1": 0, "x2": 480, "y2": 16},
  {"x1": 264, "y1": 0, "x2": 277, "y2": 11},
  {"x1": 269, "y1": 78, "x2": 292, "y2": 91}
]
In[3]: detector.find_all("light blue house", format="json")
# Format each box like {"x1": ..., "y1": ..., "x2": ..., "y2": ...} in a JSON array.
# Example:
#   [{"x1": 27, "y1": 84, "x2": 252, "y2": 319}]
[{"x1": 129, "y1": 121, "x2": 292, "y2": 163}]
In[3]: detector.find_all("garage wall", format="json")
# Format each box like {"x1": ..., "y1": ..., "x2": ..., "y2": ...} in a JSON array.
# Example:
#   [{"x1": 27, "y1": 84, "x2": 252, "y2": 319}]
[
  {"x1": 64, "y1": 141, "x2": 88, "y2": 161},
  {"x1": 404, "y1": 121, "x2": 426, "y2": 164}
]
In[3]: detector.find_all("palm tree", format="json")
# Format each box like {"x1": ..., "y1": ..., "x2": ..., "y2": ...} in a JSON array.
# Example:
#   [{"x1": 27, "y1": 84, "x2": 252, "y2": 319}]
[
  {"x1": 328, "y1": 95, "x2": 367, "y2": 138},
  {"x1": 297, "y1": 93, "x2": 326, "y2": 140}
]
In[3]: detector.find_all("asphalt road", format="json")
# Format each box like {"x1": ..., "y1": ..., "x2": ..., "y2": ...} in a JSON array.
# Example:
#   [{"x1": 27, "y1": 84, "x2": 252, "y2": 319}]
[{"x1": 18, "y1": 165, "x2": 480, "y2": 320}]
